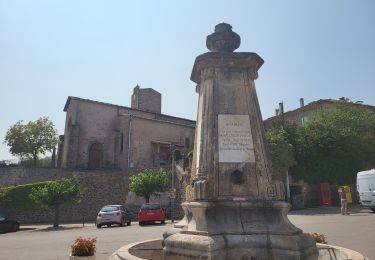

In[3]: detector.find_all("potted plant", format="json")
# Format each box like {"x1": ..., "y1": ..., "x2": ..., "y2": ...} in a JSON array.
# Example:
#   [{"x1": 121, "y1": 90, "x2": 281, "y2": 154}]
[
  {"x1": 304, "y1": 232, "x2": 327, "y2": 244},
  {"x1": 70, "y1": 237, "x2": 97, "y2": 260}
]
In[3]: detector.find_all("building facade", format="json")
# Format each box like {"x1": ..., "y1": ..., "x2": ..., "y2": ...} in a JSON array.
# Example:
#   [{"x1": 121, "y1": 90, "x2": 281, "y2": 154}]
[
  {"x1": 58, "y1": 86, "x2": 195, "y2": 171},
  {"x1": 264, "y1": 98, "x2": 375, "y2": 128}
]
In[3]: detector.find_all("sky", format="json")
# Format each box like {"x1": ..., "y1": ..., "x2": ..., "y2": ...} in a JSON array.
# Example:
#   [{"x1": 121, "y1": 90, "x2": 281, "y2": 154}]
[{"x1": 1, "y1": 0, "x2": 374, "y2": 161}]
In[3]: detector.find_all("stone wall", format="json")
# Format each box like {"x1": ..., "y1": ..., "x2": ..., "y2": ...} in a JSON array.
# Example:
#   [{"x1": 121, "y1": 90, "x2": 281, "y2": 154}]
[{"x1": 0, "y1": 167, "x2": 183, "y2": 224}]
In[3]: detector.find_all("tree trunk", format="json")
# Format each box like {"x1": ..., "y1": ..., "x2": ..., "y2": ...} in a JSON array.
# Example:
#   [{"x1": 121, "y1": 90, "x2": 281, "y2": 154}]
[
  {"x1": 53, "y1": 204, "x2": 60, "y2": 228},
  {"x1": 33, "y1": 154, "x2": 37, "y2": 167},
  {"x1": 145, "y1": 195, "x2": 150, "y2": 203}
]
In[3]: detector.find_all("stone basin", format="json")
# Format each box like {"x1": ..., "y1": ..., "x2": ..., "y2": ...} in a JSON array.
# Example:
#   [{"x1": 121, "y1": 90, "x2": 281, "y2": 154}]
[{"x1": 109, "y1": 239, "x2": 368, "y2": 260}]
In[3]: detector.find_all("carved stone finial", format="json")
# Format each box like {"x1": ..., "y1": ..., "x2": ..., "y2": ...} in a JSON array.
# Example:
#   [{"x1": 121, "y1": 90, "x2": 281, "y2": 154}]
[{"x1": 206, "y1": 23, "x2": 241, "y2": 52}]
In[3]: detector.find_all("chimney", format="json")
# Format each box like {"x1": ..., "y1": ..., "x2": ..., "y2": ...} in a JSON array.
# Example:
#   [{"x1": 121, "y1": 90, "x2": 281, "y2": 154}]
[
  {"x1": 278, "y1": 102, "x2": 284, "y2": 115},
  {"x1": 300, "y1": 98, "x2": 304, "y2": 107},
  {"x1": 275, "y1": 109, "x2": 279, "y2": 116}
]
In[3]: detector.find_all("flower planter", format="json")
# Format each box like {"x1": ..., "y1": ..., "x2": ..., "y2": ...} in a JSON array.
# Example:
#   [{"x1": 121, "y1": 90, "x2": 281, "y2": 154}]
[{"x1": 69, "y1": 254, "x2": 96, "y2": 260}]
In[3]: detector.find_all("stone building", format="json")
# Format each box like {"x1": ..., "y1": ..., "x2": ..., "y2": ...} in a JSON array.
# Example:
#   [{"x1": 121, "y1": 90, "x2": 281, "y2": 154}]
[
  {"x1": 264, "y1": 98, "x2": 375, "y2": 128},
  {"x1": 58, "y1": 86, "x2": 195, "y2": 171}
]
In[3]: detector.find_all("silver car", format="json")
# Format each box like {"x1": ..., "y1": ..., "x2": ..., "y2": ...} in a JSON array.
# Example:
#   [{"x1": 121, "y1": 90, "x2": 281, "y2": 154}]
[{"x1": 96, "y1": 205, "x2": 131, "y2": 228}]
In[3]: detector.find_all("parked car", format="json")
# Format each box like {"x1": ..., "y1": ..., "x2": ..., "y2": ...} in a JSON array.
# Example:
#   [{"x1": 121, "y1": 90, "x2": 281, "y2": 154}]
[
  {"x1": 0, "y1": 215, "x2": 19, "y2": 233},
  {"x1": 138, "y1": 202, "x2": 165, "y2": 226},
  {"x1": 96, "y1": 205, "x2": 131, "y2": 228}
]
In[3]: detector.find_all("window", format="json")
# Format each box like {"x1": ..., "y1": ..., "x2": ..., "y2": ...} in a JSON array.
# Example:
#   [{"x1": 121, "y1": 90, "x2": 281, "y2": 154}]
[
  {"x1": 301, "y1": 116, "x2": 309, "y2": 125},
  {"x1": 100, "y1": 206, "x2": 119, "y2": 212},
  {"x1": 67, "y1": 118, "x2": 72, "y2": 132},
  {"x1": 185, "y1": 138, "x2": 190, "y2": 148},
  {"x1": 141, "y1": 204, "x2": 161, "y2": 210}
]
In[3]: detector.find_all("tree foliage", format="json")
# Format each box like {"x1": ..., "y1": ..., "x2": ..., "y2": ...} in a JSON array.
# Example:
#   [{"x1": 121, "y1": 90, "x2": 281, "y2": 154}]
[
  {"x1": 30, "y1": 178, "x2": 84, "y2": 227},
  {"x1": 289, "y1": 102, "x2": 375, "y2": 184},
  {"x1": 4, "y1": 117, "x2": 59, "y2": 166},
  {"x1": 266, "y1": 125, "x2": 296, "y2": 181},
  {"x1": 129, "y1": 168, "x2": 170, "y2": 203}
]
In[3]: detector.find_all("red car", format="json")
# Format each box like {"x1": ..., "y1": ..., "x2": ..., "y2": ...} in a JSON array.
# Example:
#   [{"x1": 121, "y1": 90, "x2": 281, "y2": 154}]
[{"x1": 138, "y1": 203, "x2": 165, "y2": 226}]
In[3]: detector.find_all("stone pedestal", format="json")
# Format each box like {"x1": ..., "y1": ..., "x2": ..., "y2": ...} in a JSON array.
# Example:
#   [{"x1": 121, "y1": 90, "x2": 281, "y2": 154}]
[
  {"x1": 163, "y1": 23, "x2": 317, "y2": 260},
  {"x1": 164, "y1": 201, "x2": 317, "y2": 259}
]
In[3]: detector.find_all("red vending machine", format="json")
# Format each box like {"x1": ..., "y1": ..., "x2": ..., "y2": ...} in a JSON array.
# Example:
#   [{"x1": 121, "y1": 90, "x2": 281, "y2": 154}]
[{"x1": 319, "y1": 182, "x2": 332, "y2": 206}]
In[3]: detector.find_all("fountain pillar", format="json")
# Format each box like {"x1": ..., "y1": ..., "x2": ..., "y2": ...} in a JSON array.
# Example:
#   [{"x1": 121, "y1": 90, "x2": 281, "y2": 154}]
[{"x1": 164, "y1": 23, "x2": 318, "y2": 260}]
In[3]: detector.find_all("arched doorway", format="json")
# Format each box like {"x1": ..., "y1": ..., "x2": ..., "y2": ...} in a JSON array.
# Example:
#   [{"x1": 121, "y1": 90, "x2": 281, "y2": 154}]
[{"x1": 88, "y1": 143, "x2": 102, "y2": 169}]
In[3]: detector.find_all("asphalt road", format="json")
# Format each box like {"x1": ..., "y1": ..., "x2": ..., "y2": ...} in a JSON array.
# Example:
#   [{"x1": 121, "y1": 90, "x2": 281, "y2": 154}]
[
  {"x1": 288, "y1": 206, "x2": 375, "y2": 259},
  {"x1": 0, "y1": 206, "x2": 373, "y2": 260}
]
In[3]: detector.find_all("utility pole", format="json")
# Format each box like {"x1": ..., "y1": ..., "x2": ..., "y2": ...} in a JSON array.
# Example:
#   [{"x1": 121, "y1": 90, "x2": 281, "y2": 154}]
[
  {"x1": 171, "y1": 148, "x2": 175, "y2": 223},
  {"x1": 279, "y1": 101, "x2": 291, "y2": 202}
]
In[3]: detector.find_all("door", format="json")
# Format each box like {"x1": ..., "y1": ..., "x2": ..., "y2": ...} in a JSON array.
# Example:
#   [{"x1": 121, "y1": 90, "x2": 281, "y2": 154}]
[
  {"x1": 320, "y1": 182, "x2": 332, "y2": 206},
  {"x1": 88, "y1": 143, "x2": 102, "y2": 169}
]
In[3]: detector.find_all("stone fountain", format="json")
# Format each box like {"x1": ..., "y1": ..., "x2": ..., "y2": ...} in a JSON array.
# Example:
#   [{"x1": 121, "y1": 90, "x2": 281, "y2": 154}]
[
  {"x1": 163, "y1": 22, "x2": 317, "y2": 260},
  {"x1": 110, "y1": 23, "x2": 367, "y2": 260}
]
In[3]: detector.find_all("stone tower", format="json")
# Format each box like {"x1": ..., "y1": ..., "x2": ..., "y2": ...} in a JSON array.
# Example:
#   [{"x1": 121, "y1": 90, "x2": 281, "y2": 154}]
[
  {"x1": 163, "y1": 23, "x2": 318, "y2": 260},
  {"x1": 131, "y1": 85, "x2": 162, "y2": 114}
]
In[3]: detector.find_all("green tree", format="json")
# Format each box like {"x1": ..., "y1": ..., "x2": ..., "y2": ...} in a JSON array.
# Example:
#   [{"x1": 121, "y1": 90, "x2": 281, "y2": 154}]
[
  {"x1": 290, "y1": 102, "x2": 375, "y2": 184},
  {"x1": 4, "y1": 117, "x2": 59, "y2": 167},
  {"x1": 29, "y1": 178, "x2": 84, "y2": 228},
  {"x1": 129, "y1": 168, "x2": 170, "y2": 203},
  {"x1": 266, "y1": 124, "x2": 296, "y2": 181}
]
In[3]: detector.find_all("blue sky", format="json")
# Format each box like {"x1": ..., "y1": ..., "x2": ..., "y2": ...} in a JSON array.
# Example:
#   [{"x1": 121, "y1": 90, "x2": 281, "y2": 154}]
[{"x1": 1, "y1": 0, "x2": 374, "y2": 160}]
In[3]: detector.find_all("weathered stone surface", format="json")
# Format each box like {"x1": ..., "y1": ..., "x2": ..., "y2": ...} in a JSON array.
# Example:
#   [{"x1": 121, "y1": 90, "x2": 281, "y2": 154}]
[
  {"x1": 206, "y1": 23, "x2": 241, "y2": 53},
  {"x1": 163, "y1": 23, "x2": 318, "y2": 259},
  {"x1": 131, "y1": 85, "x2": 162, "y2": 114},
  {"x1": 61, "y1": 87, "x2": 195, "y2": 170},
  {"x1": 189, "y1": 43, "x2": 279, "y2": 202},
  {"x1": 111, "y1": 240, "x2": 368, "y2": 260},
  {"x1": 165, "y1": 233, "x2": 317, "y2": 260}
]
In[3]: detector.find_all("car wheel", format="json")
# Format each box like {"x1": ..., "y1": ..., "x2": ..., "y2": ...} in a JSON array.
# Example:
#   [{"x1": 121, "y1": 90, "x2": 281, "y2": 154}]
[
  {"x1": 97, "y1": 224, "x2": 102, "y2": 229},
  {"x1": 161, "y1": 219, "x2": 165, "y2": 224},
  {"x1": 139, "y1": 221, "x2": 143, "y2": 226},
  {"x1": 370, "y1": 208, "x2": 375, "y2": 212},
  {"x1": 127, "y1": 220, "x2": 131, "y2": 226},
  {"x1": 13, "y1": 223, "x2": 19, "y2": 232},
  {"x1": 107, "y1": 224, "x2": 111, "y2": 228}
]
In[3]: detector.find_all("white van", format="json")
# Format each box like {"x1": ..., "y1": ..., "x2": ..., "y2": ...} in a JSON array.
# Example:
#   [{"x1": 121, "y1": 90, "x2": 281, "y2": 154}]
[{"x1": 357, "y1": 169, "x2": 375, "y2": 212}]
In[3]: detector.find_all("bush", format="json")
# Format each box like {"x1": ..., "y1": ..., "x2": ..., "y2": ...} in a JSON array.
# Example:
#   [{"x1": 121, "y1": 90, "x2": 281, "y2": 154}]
[
  {"x1": 71, "y1": 237, "x2": 96, "y2": 256},
  {"x1": 0, "y1": 182, "x2": 48, "y2": 210},
  {"x1": 304, "y1": 232, "x2": 327, "y2": 244}
]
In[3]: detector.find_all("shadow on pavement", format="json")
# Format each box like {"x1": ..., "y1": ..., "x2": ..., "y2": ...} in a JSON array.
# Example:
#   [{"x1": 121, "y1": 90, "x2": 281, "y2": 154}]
[
  {"x1": 19, "y1": 227, "x2": 37, "y2": 231},
  {"x1": 31, "y1": 225, "x2": 85, "y2": 232}
]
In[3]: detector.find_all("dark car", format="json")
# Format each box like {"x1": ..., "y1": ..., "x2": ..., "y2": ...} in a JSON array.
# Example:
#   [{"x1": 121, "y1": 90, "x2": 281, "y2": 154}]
[
  {"x1": 96, "y1": 205, "x2": 132, "y2": 228},
  {"x1": 0, "y1": 215, "x2": 19, "y2": 233},
  {"x1": 138, "y1": 202, "x2": 165, "y2": 226}
]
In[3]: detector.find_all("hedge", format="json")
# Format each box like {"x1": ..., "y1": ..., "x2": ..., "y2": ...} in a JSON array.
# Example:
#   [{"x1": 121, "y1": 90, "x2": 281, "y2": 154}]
[{"x1": 0, "y1": 182, "x2": 49, "y2": 210}]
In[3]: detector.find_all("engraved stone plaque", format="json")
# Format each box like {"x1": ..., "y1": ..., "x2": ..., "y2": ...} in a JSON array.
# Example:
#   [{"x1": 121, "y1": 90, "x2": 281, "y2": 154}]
[{"x1": 218, "y1": 114, "x2": 255, "y2": 163}]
